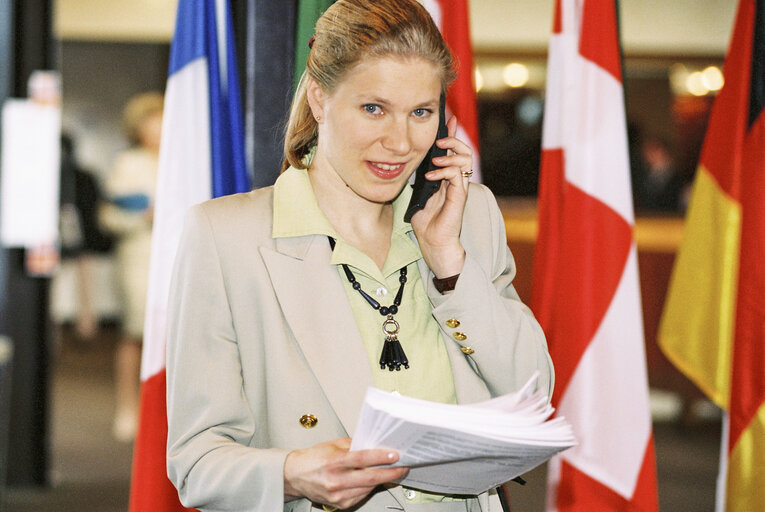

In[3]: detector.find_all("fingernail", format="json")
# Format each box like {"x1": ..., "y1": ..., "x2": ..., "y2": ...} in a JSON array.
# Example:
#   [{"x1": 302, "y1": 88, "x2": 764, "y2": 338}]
[{"x1": 387, "y1": 452, "x2": 396, "y2": 460}]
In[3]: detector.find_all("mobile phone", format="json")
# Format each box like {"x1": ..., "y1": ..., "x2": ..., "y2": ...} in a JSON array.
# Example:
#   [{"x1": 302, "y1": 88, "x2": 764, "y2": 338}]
[{"x1": 403, "y1": 94, "x2": 448, "y2": 223}]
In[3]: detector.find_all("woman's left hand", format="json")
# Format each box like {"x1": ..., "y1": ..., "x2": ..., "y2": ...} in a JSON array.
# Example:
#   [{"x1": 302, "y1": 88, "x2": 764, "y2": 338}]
[{"x1": 410, "y1": 115, "x2": 473, "y2": 279}]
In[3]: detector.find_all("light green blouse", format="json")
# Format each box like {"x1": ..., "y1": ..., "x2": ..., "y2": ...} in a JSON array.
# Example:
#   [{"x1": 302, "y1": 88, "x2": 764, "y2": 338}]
[{"x1": 272, "y1": 167, "x2": 461, "y2": 504}]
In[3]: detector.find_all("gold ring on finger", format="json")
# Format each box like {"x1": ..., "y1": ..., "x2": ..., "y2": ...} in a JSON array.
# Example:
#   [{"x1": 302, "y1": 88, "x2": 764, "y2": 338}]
[{"x1": 461, "y1": 169, "x2": 474, "y2": 178}]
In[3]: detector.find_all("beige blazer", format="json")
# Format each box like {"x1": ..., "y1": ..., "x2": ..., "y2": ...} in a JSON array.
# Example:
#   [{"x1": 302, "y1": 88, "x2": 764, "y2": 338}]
[{"x1": 166, "y1": 182, "x2": 553, "y2": 511}]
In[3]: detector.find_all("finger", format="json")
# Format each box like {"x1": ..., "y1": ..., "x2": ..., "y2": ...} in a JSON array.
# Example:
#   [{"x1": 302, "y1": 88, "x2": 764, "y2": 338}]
[
  {"x1": 425, "y1": 166, "x2": 465, "y2": 184},
  {"x1": 344, "y1": 448, "x2": 400, "y2": 469},
  {"x1": 331, "y1": 437, "x2": 352, "y2": 450},
  {"x1": 435, "y1": 136, "x2": 472, "y2": 161},
  {"x1": 322, "y1": 485, "x2": 382, "y2": 511},
  {"x1": 431, "y1": 152, "x2": 472, "y2": 173},
  {"x1": 328, "y1": 466, "x2": 410, "y2": 496},
  {"x1": 446, "y1": 115, "x2": 458, "y2": 138},
  {"x1": 327, "y1": 470, "x2": 409, "y2": 510},
  {"x1": 354, "y1": 465, "x2": 409, "y2": 486}
]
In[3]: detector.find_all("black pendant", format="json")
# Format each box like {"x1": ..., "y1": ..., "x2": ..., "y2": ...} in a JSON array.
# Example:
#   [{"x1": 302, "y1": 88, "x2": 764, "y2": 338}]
[
  {"x1": 380, "y1": 315, "x2": 409, "y2": 371},
  {"x1": 328, "y1": 237, "x2": 411, "y2": 371}
]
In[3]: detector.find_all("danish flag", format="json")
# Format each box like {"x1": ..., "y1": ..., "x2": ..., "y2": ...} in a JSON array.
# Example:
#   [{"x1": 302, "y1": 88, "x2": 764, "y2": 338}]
[{"x1": 531, "y1": 1, "x2": 659, "y2": 510}]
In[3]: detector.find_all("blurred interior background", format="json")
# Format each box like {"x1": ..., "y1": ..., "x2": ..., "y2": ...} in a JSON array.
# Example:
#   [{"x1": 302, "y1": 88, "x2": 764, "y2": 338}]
[
  {"x1": 54, "y1": 0, "x2": 733, "y2": 200},
  {"x1": 1, "y1": 0, "x2": 735, "y2": 510}
]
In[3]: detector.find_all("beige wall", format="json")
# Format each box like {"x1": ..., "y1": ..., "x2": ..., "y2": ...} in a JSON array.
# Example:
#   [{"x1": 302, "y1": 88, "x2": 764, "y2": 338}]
[
  {"x1": 54, "y1": 0, "x2": 179, "y2": 42},
  {"x1": 619, "y1": 0, "x2": 737, "y2": 56},
  {"x1": 472, "y1": 0, "x2": 737, "y2": 56},
  {"x1": 54, "y1": 0, "x2": 737, "y2": 56}
]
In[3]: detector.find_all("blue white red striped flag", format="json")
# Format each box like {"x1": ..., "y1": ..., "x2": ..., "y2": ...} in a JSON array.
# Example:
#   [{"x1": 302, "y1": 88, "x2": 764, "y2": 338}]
[{"x1": 129, "y1": 1, "x2": 249, "y2": 510}]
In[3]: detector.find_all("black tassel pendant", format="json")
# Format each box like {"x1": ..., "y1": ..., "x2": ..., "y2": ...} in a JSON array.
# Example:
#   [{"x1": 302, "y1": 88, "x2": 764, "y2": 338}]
[
  {"x1": 328, "y1": 237, "x2": 411, "y2": 371},
  {"x1": 380, "y1": 315, "x2": 409, "y2": 371}
]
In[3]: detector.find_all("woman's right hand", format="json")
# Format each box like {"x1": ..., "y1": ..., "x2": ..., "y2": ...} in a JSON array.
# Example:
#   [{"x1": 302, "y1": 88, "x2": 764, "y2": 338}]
[{"x1": 283, "y1": 437, "x2": 409, "y2": 510}]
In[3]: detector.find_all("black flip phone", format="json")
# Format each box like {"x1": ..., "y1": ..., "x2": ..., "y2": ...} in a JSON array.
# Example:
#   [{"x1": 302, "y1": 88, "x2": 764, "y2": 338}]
[{"x1": 403, "y1": 94, "x2": 448, "y2": 223}]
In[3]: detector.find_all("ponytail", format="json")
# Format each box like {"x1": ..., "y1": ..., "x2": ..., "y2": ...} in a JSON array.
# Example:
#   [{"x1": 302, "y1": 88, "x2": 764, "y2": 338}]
[{"x1": 281, "y1": 72, "x2": 318, "y2": 172}]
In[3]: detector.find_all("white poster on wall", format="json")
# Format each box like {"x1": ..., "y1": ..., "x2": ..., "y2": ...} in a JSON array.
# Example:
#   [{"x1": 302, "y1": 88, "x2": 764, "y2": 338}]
[{"x1": 0, "y1": 99, "x2": 62, "y2": 248}]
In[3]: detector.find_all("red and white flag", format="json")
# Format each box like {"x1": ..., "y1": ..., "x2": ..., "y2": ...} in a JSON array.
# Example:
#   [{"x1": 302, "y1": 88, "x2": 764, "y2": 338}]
[
  {"x1": 531, "y1": 0, "x2": 659, "y2": 510},
  {"x1": 422, "y1": 0, "x2": 481, "y2": 182},
  {"x1": 129, "y1": 0, "x2": 249, "y2": 510}
]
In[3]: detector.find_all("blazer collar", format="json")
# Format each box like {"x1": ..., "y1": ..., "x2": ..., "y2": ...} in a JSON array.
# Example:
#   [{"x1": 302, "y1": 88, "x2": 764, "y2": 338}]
[{"x1": 260, "y1": 234, "x2": 374, "y2": 435}]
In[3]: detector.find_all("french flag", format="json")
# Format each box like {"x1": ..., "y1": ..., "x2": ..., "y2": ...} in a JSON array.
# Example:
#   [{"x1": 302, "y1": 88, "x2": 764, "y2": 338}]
[{"x1": 128, "y1": 0, "x2": 249, "y2": 510}]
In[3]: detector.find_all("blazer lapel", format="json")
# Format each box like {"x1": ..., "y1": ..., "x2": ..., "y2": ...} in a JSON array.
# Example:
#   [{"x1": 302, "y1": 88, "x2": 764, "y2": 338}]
[{"x1": 260, "y1": 234, "x2": 374, "y2": 435}]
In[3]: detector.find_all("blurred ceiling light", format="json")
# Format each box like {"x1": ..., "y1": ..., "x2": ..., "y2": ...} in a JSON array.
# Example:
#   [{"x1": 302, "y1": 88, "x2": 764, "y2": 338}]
[
  {"x1": 701, "y1": 66, "x2": 724, "y2": 91},
  {"x1": 502, "y1": 63, "x2": 529, "y2": 88},
  {"x1": 686, "y1": 71, "x2": 709, "y2": 96},
  {"x1": 669, "y1": 63, "x2": 689, "y2": 95},
  {"x1": 475, "y1": 67, "x2": 484, "y2": 93}
]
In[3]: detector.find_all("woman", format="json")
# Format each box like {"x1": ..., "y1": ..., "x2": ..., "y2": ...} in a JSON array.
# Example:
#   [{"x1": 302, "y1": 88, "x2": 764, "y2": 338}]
[
  {"x1": 100, "y1": 91, "x2": 163, "y2": 441},
  {"x1": 166, "y1": 1, "x2": 553, "y2": 510}
]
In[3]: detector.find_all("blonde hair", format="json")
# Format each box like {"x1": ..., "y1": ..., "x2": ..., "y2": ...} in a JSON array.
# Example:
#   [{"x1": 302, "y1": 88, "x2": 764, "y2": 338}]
[
  {"x1": 281, "y1": 0, "x2": 456, "y2": 172},
  {"x1": 122, "y1": 91, "x2": 164, "y2": 146}
]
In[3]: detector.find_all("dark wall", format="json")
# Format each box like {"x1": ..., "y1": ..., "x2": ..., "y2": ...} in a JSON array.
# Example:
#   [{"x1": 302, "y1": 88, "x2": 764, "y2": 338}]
[{"x1": 60, "y1": 41, "x2": 169, "y2": 177}]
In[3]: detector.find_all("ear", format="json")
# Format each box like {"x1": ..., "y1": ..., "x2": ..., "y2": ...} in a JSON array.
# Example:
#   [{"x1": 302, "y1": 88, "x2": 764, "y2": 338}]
[{"x1": 305, "y1": 79, "x2": 326, "y2": 123}]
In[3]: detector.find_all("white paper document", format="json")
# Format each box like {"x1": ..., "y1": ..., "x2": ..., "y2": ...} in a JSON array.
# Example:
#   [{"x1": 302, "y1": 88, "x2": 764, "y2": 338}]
[{"x1": 350, "y1": 373, "x2": 576, "y2": 495}]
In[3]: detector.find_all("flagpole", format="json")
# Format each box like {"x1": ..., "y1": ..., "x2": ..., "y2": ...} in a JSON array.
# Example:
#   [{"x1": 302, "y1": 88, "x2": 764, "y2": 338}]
[
  {"x1": 614, "y1": 0, "x2": 629, "y2": 124},
  {"x1": 715, "y1": 412, "x2": 729, "y2": 512},
  {"x1": 244, "y1": 0, "x2": 255, "y2": 181}
]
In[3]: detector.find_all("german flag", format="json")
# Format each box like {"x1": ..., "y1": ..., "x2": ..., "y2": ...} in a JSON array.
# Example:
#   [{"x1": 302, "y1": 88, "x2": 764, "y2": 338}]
[{"x1": 658, "y1": 0, "x2": 765, "y2": 509}]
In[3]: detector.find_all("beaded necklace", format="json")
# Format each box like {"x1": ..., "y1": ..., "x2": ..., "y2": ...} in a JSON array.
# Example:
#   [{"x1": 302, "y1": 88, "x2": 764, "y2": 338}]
[{"x1": 328, "y1": 237, "x2": 409, "y2": 371}]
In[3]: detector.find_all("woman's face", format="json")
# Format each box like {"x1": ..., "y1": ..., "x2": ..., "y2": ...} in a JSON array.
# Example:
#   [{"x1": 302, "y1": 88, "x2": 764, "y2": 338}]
[
  {"x1": 139, "y1": 111, "x2": 163, "y2": 153},
  {"x1": 308, "y1": 56, "x2": 442, "y2": 205}
]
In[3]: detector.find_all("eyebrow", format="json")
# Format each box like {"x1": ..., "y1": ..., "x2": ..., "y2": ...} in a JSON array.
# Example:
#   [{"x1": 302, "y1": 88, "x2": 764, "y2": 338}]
[{"x1": 362, "y1": 96, "x2": 439, "y2": 110}]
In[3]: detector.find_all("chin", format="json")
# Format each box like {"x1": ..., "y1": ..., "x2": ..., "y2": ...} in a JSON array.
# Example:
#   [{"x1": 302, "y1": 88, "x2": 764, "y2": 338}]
[{"x1": 361, "y1": 182, "x2": 408, "y2": 205}]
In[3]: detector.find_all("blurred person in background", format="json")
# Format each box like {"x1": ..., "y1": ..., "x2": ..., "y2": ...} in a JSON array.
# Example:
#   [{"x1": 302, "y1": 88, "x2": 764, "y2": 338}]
[
  {"x1": 632, "y1": 133, "x2": 687, "y2": 214},
  {"x1": 99, "y1": 91, "x2": 163, "y2": 442},
  {"x1": 53, "y1": 133, "x2": 115, "y2": 345}
]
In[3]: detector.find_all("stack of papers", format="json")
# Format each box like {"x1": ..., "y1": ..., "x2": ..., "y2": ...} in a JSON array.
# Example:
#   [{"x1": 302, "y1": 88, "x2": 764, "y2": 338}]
[{"x1": 350, "y1": 373, "x2": 576, "y2": 495}]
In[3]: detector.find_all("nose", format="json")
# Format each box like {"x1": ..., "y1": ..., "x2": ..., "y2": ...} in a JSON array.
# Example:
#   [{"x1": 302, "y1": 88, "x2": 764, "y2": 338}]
[{"x1": 381, "y1": 117, "x2": 412, "y2": 155}]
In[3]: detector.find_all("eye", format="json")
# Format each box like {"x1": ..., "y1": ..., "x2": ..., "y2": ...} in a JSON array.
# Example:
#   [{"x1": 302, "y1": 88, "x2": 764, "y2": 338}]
[
  {"x1": 363, "y1": 104, "x2": 382, "y2": 115},
  {"x1": 412, "y1": 108, "x2": 433, "y2": 119}
]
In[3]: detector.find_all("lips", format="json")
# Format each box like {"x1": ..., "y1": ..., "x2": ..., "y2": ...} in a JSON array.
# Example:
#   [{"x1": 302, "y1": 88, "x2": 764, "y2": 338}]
[{"x1": 367, "y1": 161, "x2": 406, "y2": 180}]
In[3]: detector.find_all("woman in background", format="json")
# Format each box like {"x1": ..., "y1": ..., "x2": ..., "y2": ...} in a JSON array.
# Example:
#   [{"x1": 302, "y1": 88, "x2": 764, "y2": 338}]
[
  {"x1": 166, "y1": 0, "x2": 552, "y2": 510},
  {"x1": 100, "y1": 91, "x2": 163, "y2": 442},
  {"x1": 53, "y1": 133, "x2": 114, "y2": 344}
]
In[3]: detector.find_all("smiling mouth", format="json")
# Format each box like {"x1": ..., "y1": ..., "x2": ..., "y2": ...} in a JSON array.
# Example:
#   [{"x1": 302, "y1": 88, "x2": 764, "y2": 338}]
[{"x1": 368, "y1": 161, "x2": 406, "y2": 179}]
